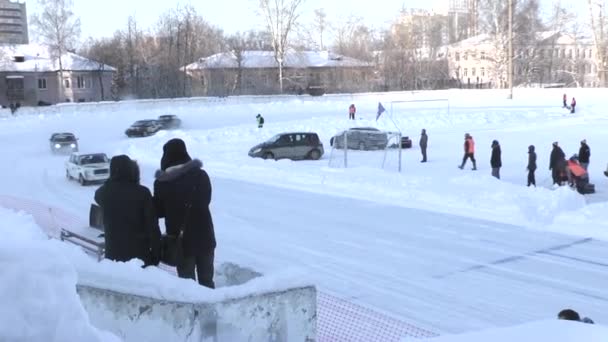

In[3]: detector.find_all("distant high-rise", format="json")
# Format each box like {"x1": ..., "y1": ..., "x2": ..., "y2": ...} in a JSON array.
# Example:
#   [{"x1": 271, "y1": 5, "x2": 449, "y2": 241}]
[
  {"x1": 448, "y1": 0, "x2": 478, "y2": 43},
  {"x1": 0, "y1": 0, "x2": 28, "y2": 44}
]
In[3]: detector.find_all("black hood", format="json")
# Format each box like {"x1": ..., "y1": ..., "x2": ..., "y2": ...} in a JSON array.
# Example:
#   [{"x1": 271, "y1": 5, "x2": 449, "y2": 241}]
[
  {"x1": 528, "y1": 145, "x2": 535, "y2": 153},
  {"x1": 110, "y1": 155, "x2": 139, "y2": 183},
  {"x1": 161, "y1": 138, "x2": 192, "y2": 171},
  {"x1": 155, "y1": 159, "x2": 203, "y2": 182}
]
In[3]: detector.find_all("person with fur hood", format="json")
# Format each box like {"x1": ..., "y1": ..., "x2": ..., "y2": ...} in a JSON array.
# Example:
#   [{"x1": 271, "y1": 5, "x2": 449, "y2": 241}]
[{"x1": 154, "y1": 138, "x2": 217, "y2": 288}]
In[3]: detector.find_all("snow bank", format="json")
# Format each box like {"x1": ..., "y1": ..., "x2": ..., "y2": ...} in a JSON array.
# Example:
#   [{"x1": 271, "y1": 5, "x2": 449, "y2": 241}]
[
  {"x1": 413, "y1": 320, "x2": 608, "y2": 342},
  {"x1": 0, "y1": 207, "x2": 119, "y2": 342}
]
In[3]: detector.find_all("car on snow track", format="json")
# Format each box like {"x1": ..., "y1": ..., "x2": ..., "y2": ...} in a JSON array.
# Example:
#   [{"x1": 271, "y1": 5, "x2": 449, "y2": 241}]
[
  {"x1": 65, "y1": 153, "x2": 110, "y2": 186},
  {"x1": 157, "y1": 114, "x2": 182, "y2": 129},
  {"x1": 125, "y1": 120, "x2": 163, "y2": 137},
  {"x1": 248, "y1": 132, "x2": 324, "y2": 161},
  {"x1": 330, "y1": 127, "x2": 388, "y2": 150},
  {"x1": 50, "y1": 132, "x2": 79, "y2": 154}
]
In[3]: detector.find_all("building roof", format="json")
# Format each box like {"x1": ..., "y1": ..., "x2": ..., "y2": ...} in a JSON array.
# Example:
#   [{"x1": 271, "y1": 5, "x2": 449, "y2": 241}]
[
  {"x1": 447, "y1": 31, "x2": 594, "y2": 49},
  {"x1": 0, "y1": 44, "x2": 115, "y2": 73},
  {"x1": 185, "y1": 50, "x2": 372, "y2": 71}
]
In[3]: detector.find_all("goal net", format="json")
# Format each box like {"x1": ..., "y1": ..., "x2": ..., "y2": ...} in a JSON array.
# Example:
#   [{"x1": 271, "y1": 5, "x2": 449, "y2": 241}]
[
  {"x1": 327, "y1": 128, "x2": 403, "y2": 172},
  {"x1": 385, "y1": 99, "x2": 450, "y2": 131}
]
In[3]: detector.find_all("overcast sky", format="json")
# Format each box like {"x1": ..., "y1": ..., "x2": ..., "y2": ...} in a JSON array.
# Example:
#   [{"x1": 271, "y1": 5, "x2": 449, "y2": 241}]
[{"x1": 25, "y1": 0, "x2": 587, "y2": 43}]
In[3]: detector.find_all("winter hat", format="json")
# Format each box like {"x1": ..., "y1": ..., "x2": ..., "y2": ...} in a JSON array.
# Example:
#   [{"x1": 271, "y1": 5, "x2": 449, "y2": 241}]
[
  {"x1": 492, "y1": 140, "x2": 499, "y2": 145},
  {"x1": 581, "y1": 139, "x2": 587, "y2": 144},
  {"x1": 558, "y1": 309, "x2": 580, "y2": 321},
  {"x1": 553, "y1": 141, "x2": 558, "y2": 146},
  {"x1": 161, "y1": 138, "x2": 192, "y2": 171},
  {"x1": 110, "y1": 155, "x2": 137, "y2": 183},
  {"x1": 528, "y1": 145, "x2": 535, "y2": 152},
  {"x1": 256, "y1": 113, "x2": 261, "y2": 118}
]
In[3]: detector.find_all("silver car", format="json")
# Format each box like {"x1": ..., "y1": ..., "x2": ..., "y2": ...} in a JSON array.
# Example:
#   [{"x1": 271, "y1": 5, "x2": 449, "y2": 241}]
[
  {"x1": 249, "y1": 132, "x2": 324, "y2": 160},
  {"x1": 330, "y1": 127, "x2": 388, "y2": 150},
  {"x1": 50, "y1": 132, "x2": 79, "y2": 154}
]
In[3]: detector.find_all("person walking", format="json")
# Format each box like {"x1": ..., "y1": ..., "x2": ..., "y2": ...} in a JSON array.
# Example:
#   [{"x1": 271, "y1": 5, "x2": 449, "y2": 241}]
[
  {"x1": 562, "y1": 93, "x2": 567, "y2": 108},
  {"x1": 458, "y1": 133, "x2": 476, "y2": 170},
  {"x1": 419, "y1": 129, "x2": 428, "y2": 163},
  {"x1": 94, "y1": 155, "x2": 161, "y2": 266},
  {"x1": 527, "y1": 145, "x2": 537, "y2": 187},
  {"x1": 570, "y1": 97, "x2": 576, "y2": 114},
  {"x1": 348, "y1": 104, "x2": 356, "y2": 120},
  {"x1": 154, "y1": 138, "x2": 217, "y2": 289},
  {"x1": 490, "y1": 140, "x2": 502, "y2": 179},
  {"x1": 256, "y1": 113, "x2": 264, "y2": 128},
  {"x1": 550, "y1": 141, "x2": 566, "y2": 185},
  {"x1": 578, "y1": 139, "x2": 590, "y2": 171}
]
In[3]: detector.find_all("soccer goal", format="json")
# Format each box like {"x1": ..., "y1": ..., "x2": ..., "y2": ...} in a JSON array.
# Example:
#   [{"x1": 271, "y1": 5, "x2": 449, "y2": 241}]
[
  {"x1": 327, "y1": 128, "x2": 403, "y2": 172},
  {"x1": 384, "y1": 99, "x2": 451, "y2": 131}
]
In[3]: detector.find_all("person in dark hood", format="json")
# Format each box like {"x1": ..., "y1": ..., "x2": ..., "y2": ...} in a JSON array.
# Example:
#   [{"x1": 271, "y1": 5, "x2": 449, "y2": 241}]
[
  {"x1": 154, "y1": 138, "x2": 216, "y2": 288},
  {"x1": 419, "y1": 129, "x2": 428, "y2": 163},
  {"x1": 578, "y1": 139, "x2": 590, "y2": 171},
  {"x1": 94, "y1": 155, "x2": 161, "y2": 266},
  {"x1": 527, "y1": 145, "x2": 537, "y2": 187},
  {"x1": 490, "y1": 140, "x2": 502, "y2": 179},
  {"x1": 550, "y1": 142, "x2": 566, "y2": 185},
  {"x1": 558, "y1": 309, "x2": 594, "y2": 324}
]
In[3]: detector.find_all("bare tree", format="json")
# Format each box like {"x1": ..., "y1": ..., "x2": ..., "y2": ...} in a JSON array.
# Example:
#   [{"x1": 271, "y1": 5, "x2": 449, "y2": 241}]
[
  {"x1": 30, "y1": 0, "x2": 81, "y2": 93},
  {"x1": 312, "y1": 8, "x2": 328, "y2": 50},
  {"x1": 258, "y1": 0, "x2": 306, "y2": 93},
  {"x1": 588, "y1": 0, "x2": 608, "y2": 86}
]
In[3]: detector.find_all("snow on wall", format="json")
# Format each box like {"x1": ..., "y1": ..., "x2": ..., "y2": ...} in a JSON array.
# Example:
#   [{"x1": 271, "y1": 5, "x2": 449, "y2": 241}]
[{"x1": 77, "y1": 284, "x2": 316, "y2": 342}]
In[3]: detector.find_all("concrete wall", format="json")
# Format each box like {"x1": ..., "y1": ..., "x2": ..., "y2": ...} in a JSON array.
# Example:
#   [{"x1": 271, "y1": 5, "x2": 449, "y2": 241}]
[{"x1": 77, "y1": 284, "x2": 317, "y2": 342}]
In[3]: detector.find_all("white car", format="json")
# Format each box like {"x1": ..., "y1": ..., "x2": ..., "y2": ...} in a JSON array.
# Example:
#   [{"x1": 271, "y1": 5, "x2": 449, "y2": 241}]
[{"x1": 65, "y1": 153, "x2": 110, "y2": 186}]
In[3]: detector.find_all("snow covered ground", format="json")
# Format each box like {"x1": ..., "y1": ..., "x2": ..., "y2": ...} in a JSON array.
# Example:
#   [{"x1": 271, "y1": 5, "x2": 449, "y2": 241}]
[{"x1": 1, "y1": 88, "x2": 608, "y2": 336}]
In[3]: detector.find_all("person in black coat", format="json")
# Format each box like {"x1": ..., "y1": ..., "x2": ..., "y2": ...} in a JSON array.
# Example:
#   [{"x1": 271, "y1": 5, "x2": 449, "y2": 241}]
[
  {"x1": 419, "y1": 129, "x2": 428, "y2": 163},
  {"x1": 549, "y1": 142, "x2": 566, "y2": 185},
  {"x1": 154, "y1": 138, "x2": 216, "y2": 289},
  {"x1": 490, "y1": 140, "x2": 502, "y2": 179},
  {"x1": 578, "y1": 139, "x2": 590, "y2": 171},
  {"x1": 94, "y1": 155, "x2": 161, "y2": 266},
  {"x1": 527, "y1": 145, "x2": 537, "y2": 187}
]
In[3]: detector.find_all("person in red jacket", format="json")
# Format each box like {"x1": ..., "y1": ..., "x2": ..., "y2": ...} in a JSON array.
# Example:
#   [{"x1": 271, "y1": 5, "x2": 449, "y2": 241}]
[
  {"x1": 458, "y1": 133, "x2": 477, "y2": 170},
  {"x1": 570, "y1": 97, "x2": 576, "y2": 114},
  {"x1": 348, "y1": 104, "x2": 356, "y2": 120}
]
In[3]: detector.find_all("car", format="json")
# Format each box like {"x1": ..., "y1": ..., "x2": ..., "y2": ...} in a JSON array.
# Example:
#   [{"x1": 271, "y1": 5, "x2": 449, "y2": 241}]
[
  {"x1": 157, "y1": 114, "x2": 182, "y2": 129},
  {"x1": 389, "y1": 136, "x2": 413, "y2": 149},
  {"x1": 125, "y1": 120, "x2": 162, "y2": 137},
  {"x1": 65, "y1": 153, "x2": 110, "y2": 186},
  {"x1": 330, "y1": 127, "x2": 388, "y2": 150},
  {"x1": 50, "y1": 132, "x2": 79, "y2": 154},
  {"x1": 248, "y1": 132, "x2": 324, "y2": 161}
]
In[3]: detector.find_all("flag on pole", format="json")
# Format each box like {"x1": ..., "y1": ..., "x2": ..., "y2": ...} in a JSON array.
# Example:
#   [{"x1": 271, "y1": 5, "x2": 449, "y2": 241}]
[{"x1": 376, "y1": 102, "x2": 386, "y2": 121}]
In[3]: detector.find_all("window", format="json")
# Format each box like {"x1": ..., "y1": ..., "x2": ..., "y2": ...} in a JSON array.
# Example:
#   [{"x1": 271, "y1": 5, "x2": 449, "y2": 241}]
[
  {"x1": 568, "y1": 49, "x2": 572, "y2": 58},
  {"x1": 576, "y1": 49, "x2": 580, "y2": 58},
  {"x1": 76, "y1": 75, "x2": 90, "y2": 89},
  {"x1": 481, "y1": 67, "x2": 485, "y2": 77},
  {"x1": 464, "y1": 68, "x2": 468, "y2": 77},
  {"x1": 539, "y1": 49, "x2": 544, "y2": 58},
  {"x1": 472, "y1": 68, "x2": 476, "y2": 76},
  {"x1": 480, "y1": 52, "x2": 486, "y2": 60},
  {"x1": 64, "y1": 78, "x2": 71, "y2": 88},
  {"x1": 37, "y1": 78, "x2": 47, "y2": 90},
  {"x1": 455, "y1": 52, "x2": 460, "y2": 61},
  {"x1": 464, "y1": 52, "x2": 468, "y2": 60}
]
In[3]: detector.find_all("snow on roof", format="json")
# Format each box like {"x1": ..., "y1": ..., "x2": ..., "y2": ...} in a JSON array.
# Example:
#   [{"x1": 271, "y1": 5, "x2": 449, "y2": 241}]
[
  {"x1": 186, "y1": 50, "x2": 372, "y2": 70},
  {"x1": 0, "y1": 44, "x2": 115, "y2": 73}
]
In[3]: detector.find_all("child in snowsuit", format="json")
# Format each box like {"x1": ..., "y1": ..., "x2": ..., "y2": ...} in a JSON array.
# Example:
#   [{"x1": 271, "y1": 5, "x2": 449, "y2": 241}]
[
  {"x1": 348, "y1": 104, "x2": 356, "y2": 120},
  {"x1": 527, "y1": 145, "x2": 537, "y2": 187},
  {"x1": 256, "y1": 113, "x2": 264, "y2": 128},
  {"x1": 570, "y1": 97, "x2": 576, "y2": 113},
  {"x1": 458, "y1": 133, "x2": 476, "y2": 170}
]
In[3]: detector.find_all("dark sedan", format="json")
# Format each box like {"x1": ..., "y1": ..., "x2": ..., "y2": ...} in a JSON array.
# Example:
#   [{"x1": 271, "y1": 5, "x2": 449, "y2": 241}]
[{"x1": 125, "y1": 120, "x2": 162, "y2": 137}]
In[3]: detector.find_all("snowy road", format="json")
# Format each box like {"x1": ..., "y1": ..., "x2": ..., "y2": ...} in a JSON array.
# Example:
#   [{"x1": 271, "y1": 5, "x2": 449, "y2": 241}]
[{"x1": 211, "y1": 177, "x2": 608, "y2": 334}]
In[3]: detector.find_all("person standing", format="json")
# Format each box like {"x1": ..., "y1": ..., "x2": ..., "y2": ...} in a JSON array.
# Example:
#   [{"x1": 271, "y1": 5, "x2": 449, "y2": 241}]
[
  {"x1": 578, "y1": 139, "x2": 590, "y2": 170},
  {"x1": 348, "y1": 104, "x2": 356, "y2": 120},
  {"x1": 94, "y1": 155, "x2": 161, "y2": 266},
  {"x1": 154, "y1": 139, "x2": 217, "y2": 289},
  {"x1": 562, "y1": 93, "x2": 567, "y2": 108},
  {"x1": 490, "y1": 140, "x2": 502, "y2": 179},
  {"x1": 419, "y1": 129, "x2": 428, "y2": 163},
  {"x1": 458, "y1": 133, "x2": 476, "y2": 170},
  {"x1": 570, "y1": 97, "x2": 576, "y2": 114},
  {"x1": 527, "y1": 145, "x2": 537, "y2": 187},
  {"x1": 550, "y1": 141, "x2": 566, "y2": 185},
  {"x1": 256, "y1": 113, "x2": 264, "y2": 128}
]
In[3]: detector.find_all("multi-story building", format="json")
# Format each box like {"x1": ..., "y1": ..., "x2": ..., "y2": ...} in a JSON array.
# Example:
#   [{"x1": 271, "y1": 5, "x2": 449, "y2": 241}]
[
  {"x1": 0, "y1": 0, "x2": 28, "y2": 44},
  {"x1": 443, "y1": 32, "x2": 601, "y2": 88}
]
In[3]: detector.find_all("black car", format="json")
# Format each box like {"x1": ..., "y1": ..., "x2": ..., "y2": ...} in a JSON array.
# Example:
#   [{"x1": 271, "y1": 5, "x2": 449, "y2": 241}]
[
  {"x1": 50, "y1": 132, "x2": 79, "y2": 154},
  {"x1": 125, "y1": 120, "x2": 162, "y2": 137},
  {"x1": 157, "y1": 115, "x2": 182, "y2": 129}
]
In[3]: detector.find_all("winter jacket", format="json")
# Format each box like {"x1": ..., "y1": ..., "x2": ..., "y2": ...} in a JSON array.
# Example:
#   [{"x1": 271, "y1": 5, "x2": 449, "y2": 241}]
[
  {"x1": 491, "y1": 143, "x2": 502, "y2": 168},
  {"x1": 550, "y1": 145, "x2": 566, "y2": 170},
  {"x1": 571, "y1": 98, "x2": 576, "y2": 107},
  {"x1": 419, "y1": 132, "x2": 428, "y2": 148},
  {"x1": 348, "y1": 105, "x2": 356, "y2": 114},
  {"x1": 154, "y1": 159, "x2": 216, "y2": 257},
  {"x1": 464, "y1": 137, "x2": 475, "y2": 154},
  {"x1": 578, "y1": 143, "x2": 590, "y2": 163},
  {"x1": 94, "y1": 155, "x2": 161, "y2": 265},
  {"x1": 528, "y1": 149, "x2": 537, "y2": 171}
]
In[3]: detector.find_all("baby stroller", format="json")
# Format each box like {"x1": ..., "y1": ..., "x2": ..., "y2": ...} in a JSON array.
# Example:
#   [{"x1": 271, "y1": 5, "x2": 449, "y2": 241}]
[{"x1": 567, "y1": 156, "x2": 595, "y2": 194}]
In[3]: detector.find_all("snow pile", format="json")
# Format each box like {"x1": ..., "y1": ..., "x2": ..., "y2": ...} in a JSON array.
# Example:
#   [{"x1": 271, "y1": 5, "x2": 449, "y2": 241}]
[
  {"x1": 414, "y1": 320, "x2": 608, "y2": 342},
  {"x1": 0, "y1": 207, "x2": 119, "y2": 342}
]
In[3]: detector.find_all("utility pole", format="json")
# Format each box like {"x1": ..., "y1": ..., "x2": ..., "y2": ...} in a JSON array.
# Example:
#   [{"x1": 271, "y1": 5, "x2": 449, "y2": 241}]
[{"x1": 508, "y1": 0, "x2": 514, "y2": 99}]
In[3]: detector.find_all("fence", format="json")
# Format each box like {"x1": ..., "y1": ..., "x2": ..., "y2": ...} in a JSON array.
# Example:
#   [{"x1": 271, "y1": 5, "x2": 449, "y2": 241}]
[{"x1": 0, "y1": 194, "x2": 439, "y2": 341}]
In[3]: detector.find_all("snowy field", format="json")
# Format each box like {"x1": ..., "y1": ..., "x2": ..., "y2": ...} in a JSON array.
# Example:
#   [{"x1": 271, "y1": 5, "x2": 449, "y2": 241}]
[{"x1": 2, "y1": 88, "x2": 608, "y2": 337}]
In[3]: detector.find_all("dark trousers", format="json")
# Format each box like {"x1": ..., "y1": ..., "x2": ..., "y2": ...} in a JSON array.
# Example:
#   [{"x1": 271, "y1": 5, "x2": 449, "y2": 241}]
[
  {"x1": 571, "y1": 105, "x2": 576, "y2": 113},
  {"x1": 349, "y1": 113, "x2": 355, "y2": 120},
  {"x1": 420, "y1": 146, "x2": 427, "y2": 162},
  {"x1": 460, "y1": 153, "x2": 476, "y2": 168},
  {"x1": 527, "y1": 169, "x2": 536, "y2": 186},
  {"x1": 563, "y1": 100, "x2": 567, "y2": 108},
  {"x1": 552, "y1": 168, "x2": 563, "y2": 185},
  {"x1": 491, "y1": 167, "x2": 500, "y2": 179},
  {"x1": 177, "y1": 250, "x2": 215, "y2": 289}
]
